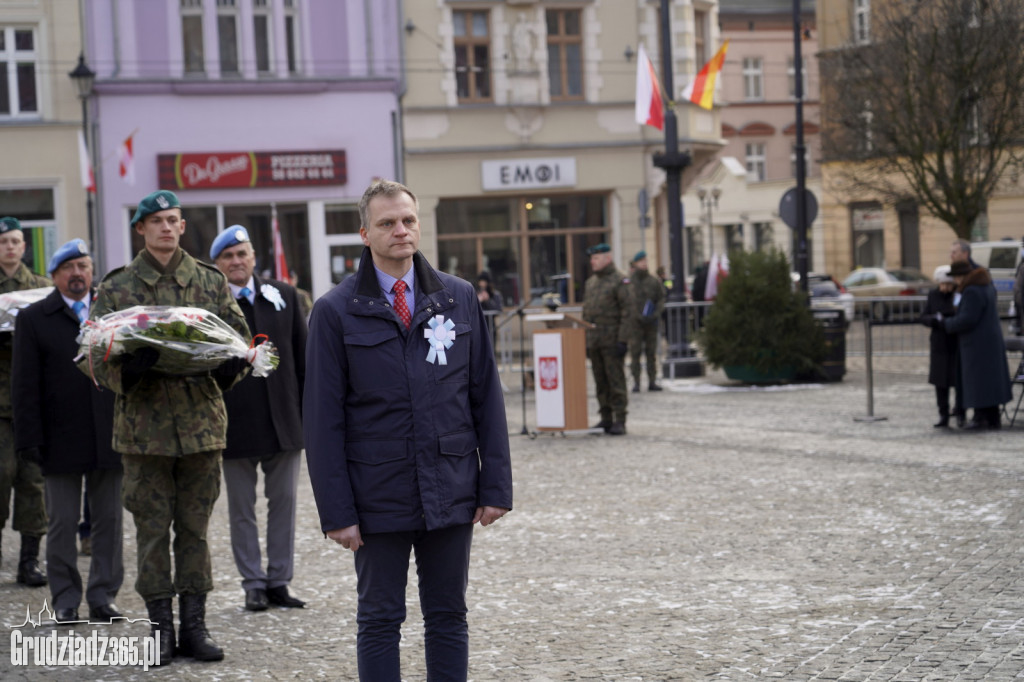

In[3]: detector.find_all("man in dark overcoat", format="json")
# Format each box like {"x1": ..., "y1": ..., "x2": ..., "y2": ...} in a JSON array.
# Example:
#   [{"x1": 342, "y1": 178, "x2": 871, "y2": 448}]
[
  {"x1": 304, "y1": 180, "x2": 513, "y2": 681},
  {"x1": 210, "y1": 225, "x2": 307, "y2": 612},
  {"x1": 941, "y1": 261, "x2": 1013, "y2": 429},
  {"x1": 12, "y1": 239, "x2": 122, "y2": 622}
]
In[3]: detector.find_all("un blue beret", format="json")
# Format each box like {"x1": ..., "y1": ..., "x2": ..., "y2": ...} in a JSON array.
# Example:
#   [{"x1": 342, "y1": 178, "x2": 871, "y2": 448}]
[
  {"x1": 210, "y1": 225, "x2": 251, "y2": 260},
  {"x1": 633, "y1": 250, "x2": 647, "y2": 262},
  {"x1": 586, "y1": 243, "x2": 611, "y2": 255},
  {"x1": 130, "y1": 190, "x2": 181, "y2": 225},
  {"x1": 0, "y1": 217, "x2": 22, "y2": 234},
  {"x1": 48, "y1": 239, "x2": 89, "y2": 273}
]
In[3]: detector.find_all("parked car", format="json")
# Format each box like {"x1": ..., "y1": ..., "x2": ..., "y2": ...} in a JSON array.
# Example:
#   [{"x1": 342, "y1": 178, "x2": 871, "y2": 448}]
[
  {"x1": 841, "y1": 267, "x2": 932, "y2": 320},
  {"x1": 792, "y1": 272, "x2": 856, "y2": 321},
  {"x1": 968, "y1": 239, "x2": 1021, "y2": 293}
]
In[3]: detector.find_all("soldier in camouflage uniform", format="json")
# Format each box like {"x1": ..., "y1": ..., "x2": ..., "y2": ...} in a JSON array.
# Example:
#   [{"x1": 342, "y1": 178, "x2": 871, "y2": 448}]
[
  {"x1": 77, "y1": 191, "x2": 249, "y2": 664},
  {"x1": 581, "y1": 243, "x2": 634, "y2": 435},
  {"x1": 0, "y1": 217, "x2": 51, "y2": 587},
  {"x1": 628, "y1": 251, "x2": 666, "y2": 393}
]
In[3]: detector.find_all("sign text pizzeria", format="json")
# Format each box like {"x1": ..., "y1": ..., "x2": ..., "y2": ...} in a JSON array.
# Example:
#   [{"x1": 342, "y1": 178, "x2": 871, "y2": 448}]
[{"x1": 158, "y1": 150, "x2": 347, "y2": 190}]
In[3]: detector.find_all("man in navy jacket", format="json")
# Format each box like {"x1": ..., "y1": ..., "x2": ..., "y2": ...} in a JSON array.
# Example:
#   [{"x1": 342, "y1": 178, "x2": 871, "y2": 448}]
[{"x1": 304, "y1": 180, "x2": 513, "y2": 681}]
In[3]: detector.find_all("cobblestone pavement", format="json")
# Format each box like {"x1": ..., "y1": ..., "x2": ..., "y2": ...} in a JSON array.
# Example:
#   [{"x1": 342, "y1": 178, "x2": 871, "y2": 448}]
[{"x1": 1, "y1": 357, "x2": 1023, "y2": 680}]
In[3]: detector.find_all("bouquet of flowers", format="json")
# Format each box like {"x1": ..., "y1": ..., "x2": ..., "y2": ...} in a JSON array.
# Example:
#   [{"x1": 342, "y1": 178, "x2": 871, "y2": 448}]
[
  {"x1": 77, "y1": 305, "x2": 279, "y2": 379},
  {"x1": 0, "y1": 287, "x2": 54, "y2": 332}
]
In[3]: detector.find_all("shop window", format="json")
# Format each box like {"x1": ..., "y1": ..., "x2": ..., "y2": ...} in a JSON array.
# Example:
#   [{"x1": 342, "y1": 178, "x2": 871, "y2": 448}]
[
  {"x1": 547, "y1": 9, "x2": 583, "y2": 100},
  {"x1": 453, "y1": 10, "x2": 491, "y2": 101},
  {"x1": 0, "y1": 26, "x2": 38, "y2": 117},
  {"x1": 0, "y1": 188, "x2": 55, "y2": 274},
  {"x1": 754, "y1": 222, "x2": 774, "y2": 252}
]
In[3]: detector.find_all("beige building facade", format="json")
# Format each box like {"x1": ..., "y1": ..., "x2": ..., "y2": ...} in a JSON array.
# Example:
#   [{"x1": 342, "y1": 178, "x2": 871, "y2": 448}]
[
  {"x1": 0, "y1": 0, "x2": 90, "y2": 274},
  {"x1": 682, "y1": 0, "x2": 822, "y2": 285},
  {"x1": 402, "y1": 0, "x2": 725, "y2": 305},
  {"x1": 816, "y1": 0, "x2": 1024, "y2": 282}
]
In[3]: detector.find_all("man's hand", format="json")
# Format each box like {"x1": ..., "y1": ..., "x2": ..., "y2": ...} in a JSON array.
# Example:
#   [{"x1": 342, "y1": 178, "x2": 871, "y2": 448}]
[
  {"x1": 473, "y1": 506, "x2": 509, "y2": 526},
  {"x1": 326, "y1": 524, "x2": 363, "y2": 552},
  {"x1": 214, "y1": 356, "x2": 249, "y2": 379},
  {"x1": 121, "y1": 347, "x2": 160, "y2": 391}
]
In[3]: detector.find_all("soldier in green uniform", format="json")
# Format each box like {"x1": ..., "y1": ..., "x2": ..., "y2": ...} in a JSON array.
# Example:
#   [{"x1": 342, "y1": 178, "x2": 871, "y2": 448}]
[
  {"x1": 581, "y1": 243, "x2": 634, "y2": 435},
  {"x1": 78, "y1": 191, "x2": 250, "y2": 664},
  {"x1": 0, "y1": 217, "x2": 51, "y2": 587},
  {"x1": 628, "y1": 251, "x2": 666, "y2": 393}
]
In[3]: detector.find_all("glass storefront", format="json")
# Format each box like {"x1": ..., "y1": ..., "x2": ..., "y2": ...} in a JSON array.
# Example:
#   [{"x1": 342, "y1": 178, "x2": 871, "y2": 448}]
[
  {"x1": 1, "y1": 187, "x2": 56, "y2": 275},
  {"x1": 436, "y1": 193, "x2": 609, "y2": 305}
]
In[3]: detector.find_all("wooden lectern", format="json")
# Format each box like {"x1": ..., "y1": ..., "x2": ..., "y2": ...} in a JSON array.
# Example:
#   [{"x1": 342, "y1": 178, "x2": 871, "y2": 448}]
[{"x1": 527, "y1": 313, "x2": 593, "y2": 432}]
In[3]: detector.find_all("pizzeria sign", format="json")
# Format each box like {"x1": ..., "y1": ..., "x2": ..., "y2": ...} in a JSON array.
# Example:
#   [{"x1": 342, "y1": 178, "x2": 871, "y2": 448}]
[{"x1": 157, "y1": 150, "x2": 347, "y2": 190}]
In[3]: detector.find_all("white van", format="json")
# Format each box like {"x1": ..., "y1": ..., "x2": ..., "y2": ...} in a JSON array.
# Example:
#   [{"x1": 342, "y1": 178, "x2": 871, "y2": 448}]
[{"x1": 969, "y1": 240, "x2": 1021, "y2": 293}]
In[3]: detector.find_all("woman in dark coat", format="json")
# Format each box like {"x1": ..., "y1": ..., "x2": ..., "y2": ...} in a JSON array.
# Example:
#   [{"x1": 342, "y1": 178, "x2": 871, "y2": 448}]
[
  {"x1": 920, "y1": 266, "x2": 959, "y2": 427},
  {"x1": 941, "y1": 262, "x2": 1013, "y2": 429}
]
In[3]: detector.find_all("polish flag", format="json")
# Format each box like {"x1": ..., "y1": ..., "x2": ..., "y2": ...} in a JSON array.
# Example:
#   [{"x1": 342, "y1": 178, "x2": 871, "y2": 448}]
[
  {"x1": 118, "y1": 133, "x2": 135, "y2": 185},
  {"x1": 704, "y1": 253, "x2": 730, "y2": 301},
  {"x1": 272, "y1": 205, "x2": 288, "y2": 281},
  {"x1": 681, "y1": 40, "x2": 730, "y2": 110},
  {"x1": 77, "y1": 131, "x2": 95, "y2": 193},
  {"x1": 634, "y1": 44, "x2": 664, "y2": 130}
]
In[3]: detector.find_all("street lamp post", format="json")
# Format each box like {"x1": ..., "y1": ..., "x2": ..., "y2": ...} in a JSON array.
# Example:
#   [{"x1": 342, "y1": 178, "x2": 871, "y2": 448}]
[
  {"x1": 697, "y1": 186, "x2": 722, "y2": 259},
  {"x1": 68, "y1": 53, "x2": 96, "y2": 260}
]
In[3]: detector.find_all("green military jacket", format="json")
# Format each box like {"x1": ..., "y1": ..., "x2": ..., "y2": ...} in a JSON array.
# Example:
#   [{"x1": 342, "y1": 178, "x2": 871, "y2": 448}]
[
  {"x1": 582, "y1": 262, "x2": 634, "y2": 349},
  {"x1": 0, "y1": 263, "x2": 52, "y2": 418},
  {"x1": 79, "y1": 249, "x2": 249, "y2": 456},
  {"x1": 630, "y1": 269, "x2": 666, "y2": 326}
]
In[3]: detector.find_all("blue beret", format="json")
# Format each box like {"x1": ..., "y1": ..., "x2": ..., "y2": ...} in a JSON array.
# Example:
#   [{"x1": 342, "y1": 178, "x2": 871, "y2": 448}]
[
  {"x1": 48, "y1": 239, "x2": 89, "y2": 273},
  {"x1": 0, "y1": 217, "x2": 22, "y2": 234},
  {"x1": 130, "y1": 190, "x2": 181, "y2": 225},
  {"x1": 633, "y1": 250, "x2": 647, "y2": 262},
  {"x1": 587, "y1": 243, "x2": 611, "y2": 255},
  {"x1": 210, "y1": 225, "x2": 251, "y2": 260}
]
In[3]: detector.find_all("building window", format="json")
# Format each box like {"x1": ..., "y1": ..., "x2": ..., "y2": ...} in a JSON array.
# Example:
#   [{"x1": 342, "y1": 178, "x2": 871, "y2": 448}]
[
  {"x1": 547, "y1": 9, "x2": 583, "y2": 100},
  {"x1": 253, "y1": 0, "x2": 272, "y2": 73},
  {"x1": 787, "y1": 56, "x2": 808, "y2": 99},
  {"x1": 217, "y1": 0, "x2": 240, "y2": 75},
  {"x1": 181, "y1": 0, "x2": 205, "y2": 74},
  {"x1": 0, "y1": 27, "x2": 38, "y2": 117},
  {"x1": 453, "y1": 10, "x2": 491, "y2": 101},
  {"x1": 859, "y1": 99, "x2": 874, "y2": 153},
  {"x1": 742, "y1": 57, "x2": 763, "y2": 101},
  {"x1": 745, "y1": 143, "x2": 766, "y2": 182},
  {"x1": 693, "y1": 9, "x2": 708, "y2": 66},
  {"x1": 854, "y1": 0, "x2": 870, "y2": 45},
  {"x1": 754, "y1": 223, "x2": 774, "y2": 252},
  {"x1": 284, "y1": 0, "x2": 299, "y2": 74}
]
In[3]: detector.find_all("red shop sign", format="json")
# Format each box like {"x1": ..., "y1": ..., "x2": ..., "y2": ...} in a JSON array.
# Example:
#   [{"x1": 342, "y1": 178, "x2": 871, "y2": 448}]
[{"x1": 157, "y1": 150, "x2": 347, "y2": 190}]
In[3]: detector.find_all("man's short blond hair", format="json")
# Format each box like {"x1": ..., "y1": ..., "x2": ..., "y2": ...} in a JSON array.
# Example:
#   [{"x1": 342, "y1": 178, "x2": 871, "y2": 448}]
[{"x1": 358, "y1": 180, "x2": 418, "y2": 229}]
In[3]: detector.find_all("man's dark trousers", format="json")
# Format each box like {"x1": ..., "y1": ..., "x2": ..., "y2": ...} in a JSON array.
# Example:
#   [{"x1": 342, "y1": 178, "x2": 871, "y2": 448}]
[{"x1": 354, "y1": 524, "x2": 473, "y2": 681}]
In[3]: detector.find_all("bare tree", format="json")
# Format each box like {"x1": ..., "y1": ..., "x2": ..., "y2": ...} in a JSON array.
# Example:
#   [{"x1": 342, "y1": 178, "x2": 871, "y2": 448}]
[{"x1": 820, "y1": 0, "x2": 1024, "y2": 238}]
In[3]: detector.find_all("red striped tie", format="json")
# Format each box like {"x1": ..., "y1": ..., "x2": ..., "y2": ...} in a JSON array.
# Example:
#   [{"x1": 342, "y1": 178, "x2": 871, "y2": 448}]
[{"x1": 393, "y1": 280, "x2": 411, "y2": 329}]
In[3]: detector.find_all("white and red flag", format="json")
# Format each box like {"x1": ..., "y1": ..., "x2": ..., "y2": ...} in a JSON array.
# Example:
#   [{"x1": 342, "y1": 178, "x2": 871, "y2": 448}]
[
  {"x1": 271, "y1": 204, "x2": 289, "y2": 281},
  {"x1": 634, "y1": 44, "x2": 664, "y2": 130},
  {"x1": 77, "y1": 131, "x2": 95, "y2": 193}
]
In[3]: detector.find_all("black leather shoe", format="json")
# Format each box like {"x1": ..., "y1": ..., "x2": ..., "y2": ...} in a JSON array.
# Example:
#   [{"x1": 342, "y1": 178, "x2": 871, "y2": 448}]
[
  {"x1": 955, "y1": 412, "x2": 966, "y2": 428},
  {"x1": 266, "y1": 585, "x2": 305, "y2": 608},
  {"x1": 648, "y1": 382, "x2": 663, "y2": 392},
  {"x1": 933, "y1": 417, "x2": 949, "y2": 428},
  {"x1": 244, "y1": 588, "x2": 268, "y2": 612},
  {"x1": 607, "y1": 422, "x2": 626, "y2": 436},
  {"x1": 963, "y1": 420, "x2": 988, "y2": 431},
  {"x1": 89, "y1": 603, "x2": 123, "y2": 622},
  {"x1": 55, "y1": 608, "x2": 79, "y2": 623}
]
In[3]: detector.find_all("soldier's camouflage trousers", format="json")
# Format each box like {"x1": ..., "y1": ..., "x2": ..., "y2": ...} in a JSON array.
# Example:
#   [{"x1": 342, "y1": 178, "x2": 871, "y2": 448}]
[
  {"x1": 0, "y1": 418, "x2": 47, "y2": 536},
  {"x1": 588, "y1": 345, "x2": 628, "y2": 424},
  {"x1": 630, "y1": 322, "x2": 660, "y2": 384},
  {"x1": 122, "y1": 451, "x2": 221, "y2": 602}
]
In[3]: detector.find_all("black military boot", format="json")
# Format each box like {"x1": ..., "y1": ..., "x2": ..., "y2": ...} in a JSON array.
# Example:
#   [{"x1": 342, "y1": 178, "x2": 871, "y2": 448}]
[
  {"x1": 648, "y1": 381, "x2": 663, "y2": 392},
  {"x1": 177, "y1": 593, "x2": 224, "y2": 661},
  {"x1": 16, "y1": 535, "x2": 47, "y2": 587},
  {"x1": 592, "y1": 417, "x2": 612, "y2": 433},
  {"x1": 146, "y1": 598, "x2": 175, "y2": 665},
  {"x1": 631, "y1": 381, "x2": 640, "y2": 393}
]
